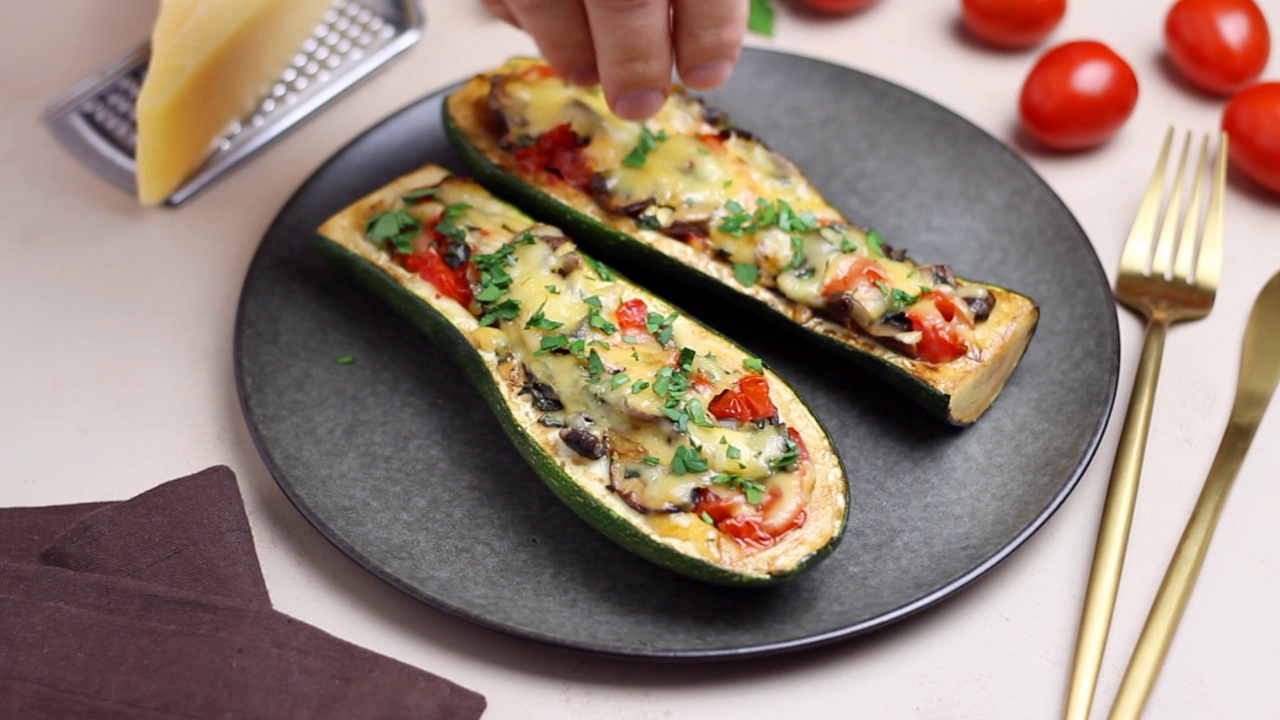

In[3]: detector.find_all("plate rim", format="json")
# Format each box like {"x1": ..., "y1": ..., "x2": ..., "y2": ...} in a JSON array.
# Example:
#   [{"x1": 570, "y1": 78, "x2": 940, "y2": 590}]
[{"x1": 233, "y1": 47, "x2": 1119, "y2": 660}]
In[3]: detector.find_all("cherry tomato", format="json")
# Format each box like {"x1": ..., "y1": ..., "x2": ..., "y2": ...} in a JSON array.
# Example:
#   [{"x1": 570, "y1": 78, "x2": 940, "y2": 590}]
[
  {"x1": 1019, "y1": 41, "x2": 1139, "y2": 150},
  {"x1": 708, "y1": 375, "x2": 778, "y2": 423},
  {"x1": 1222, "y1": 82, "x2": 1280, "y2": 194},
  {"x1": 796, "y1": 0, "x2": 878, "y2": 14},
  {"x1": 1165, "y1": 0, "x2": 1271, "y2": 96},
  {"x1": 961, "y1": 0, "x2": 1066, "y2": 49}
]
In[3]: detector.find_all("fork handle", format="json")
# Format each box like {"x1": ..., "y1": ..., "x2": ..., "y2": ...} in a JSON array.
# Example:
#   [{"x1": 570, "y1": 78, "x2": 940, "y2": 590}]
[
  {"x1": 1064, "y1": 317, "x2": 1169, "y2": 720},
  {"x1": 1105, "y1": 417, "x2": 1257, "y2": 720}
]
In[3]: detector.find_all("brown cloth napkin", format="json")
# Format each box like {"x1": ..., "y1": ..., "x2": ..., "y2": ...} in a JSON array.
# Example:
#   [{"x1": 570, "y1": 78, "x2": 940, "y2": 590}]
[{"x1": 0, "y1": 466, "x2": 486, "y2": 720}]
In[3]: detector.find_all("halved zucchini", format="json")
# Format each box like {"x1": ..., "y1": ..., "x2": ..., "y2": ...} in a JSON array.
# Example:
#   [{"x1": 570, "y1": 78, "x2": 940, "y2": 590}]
[
  {"x1": 443, "y1": 58, "x2": 1039, "y2": 425},
  {"x1": 316, "y1": 165, "x2": 848, "y2": 586}
]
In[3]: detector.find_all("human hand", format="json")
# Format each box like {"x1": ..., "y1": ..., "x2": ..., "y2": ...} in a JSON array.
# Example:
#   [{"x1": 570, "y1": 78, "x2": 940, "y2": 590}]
[{"x1": 480, "y1": 0, "x2": 748, "y2": 120}]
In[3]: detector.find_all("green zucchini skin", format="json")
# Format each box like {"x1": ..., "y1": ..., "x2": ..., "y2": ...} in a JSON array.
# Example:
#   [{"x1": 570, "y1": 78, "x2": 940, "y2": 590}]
[
  {"x1": 442, "y1": 101, "x2": 1036, "y2": 426},
  {"x1": 314, "y1": 236, "x2": 845, "y2": 587}
]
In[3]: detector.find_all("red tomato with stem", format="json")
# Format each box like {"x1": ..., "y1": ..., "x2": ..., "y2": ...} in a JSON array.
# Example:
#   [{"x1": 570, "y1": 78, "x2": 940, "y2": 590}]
[
  {"x1": 1223, "y1": 82, "x2": 1280, "y2": 194},
  {"x1": 961, "y1": 0, "x2": 1066, "y2": 49},
  {"x1": 1165, "y1": 0, "x2": 1271, "y2": 95},
  {"x1": 797, "y1": 0, "x2": 878, "y2": 15},
  {"x1": 1019, "y1": 41, "x2": 1139, "y2": 150}
]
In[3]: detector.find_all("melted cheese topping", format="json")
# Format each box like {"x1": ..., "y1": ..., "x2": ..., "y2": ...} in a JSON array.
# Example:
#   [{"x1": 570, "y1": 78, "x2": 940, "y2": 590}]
[
  {"x1": 488, "y1": 59, "x2": 994, "y2": 361},
  {"x1": 368, "y1": 176, "x2": 813, "y2": 549}
]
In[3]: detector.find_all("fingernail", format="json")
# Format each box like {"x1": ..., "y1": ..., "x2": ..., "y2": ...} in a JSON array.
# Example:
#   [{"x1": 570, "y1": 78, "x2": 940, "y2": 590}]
[
  {"x1": 567, "y1": 68, "x2": 600, "y2": 86},
  {"x1": 612, "y1": 89, "x2": 667, "y2": 120},
  {"x1": 682, "y1": 60, "x2": 734, "y2": 90}
]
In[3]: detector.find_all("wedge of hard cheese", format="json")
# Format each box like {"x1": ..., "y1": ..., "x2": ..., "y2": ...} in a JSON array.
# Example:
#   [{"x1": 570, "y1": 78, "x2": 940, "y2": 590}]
[{"x1": 135, "y1": 0, "x2": 332, "y2": 205}]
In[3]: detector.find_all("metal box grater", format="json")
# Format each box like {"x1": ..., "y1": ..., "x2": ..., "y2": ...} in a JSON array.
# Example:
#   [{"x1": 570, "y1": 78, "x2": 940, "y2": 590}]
[{"x1": 43, "y1": 0, "x2": 425, "y2": 206}]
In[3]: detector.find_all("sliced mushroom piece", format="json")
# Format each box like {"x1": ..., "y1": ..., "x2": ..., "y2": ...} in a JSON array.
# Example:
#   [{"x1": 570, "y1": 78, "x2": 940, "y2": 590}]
[
  {"x1": 957, "y1": 284, "x2": 997, "y2": 321},
  {"x1": 911, "y1": 264, "x2": 956, "y2": 287},
  {"x1": 824, "y1": 282, "x2": 887, "y2": 334},
  {"x1": 519, "y1": 366, "x2": 564, "y2": 412},
  {"x1": 663, "y1": 219, "x2": 711, "y2": 243},
  {"x1": 606, "y1": 433, "x2": 692, "y2": 514},
  {"x1": 560, "y1": 428, "x2": 606, "y2": 460}
]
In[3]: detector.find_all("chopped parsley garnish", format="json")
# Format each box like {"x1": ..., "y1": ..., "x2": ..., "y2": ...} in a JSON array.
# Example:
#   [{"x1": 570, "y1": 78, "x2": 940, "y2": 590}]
[
  {"x1": 365, "y1": 210, "x2": 421, "y2": 253},
  {"x1": 887, "y1": 288, "x2": 918, "y2": 310},
  {"x1": 545, "y1": 284, "x2": 560, "y2": 295},
  {"x1": 644, "y1": 311, "x2": 678, "y2": 345},
  {"x1": 335, "y1": 355, "x2": 355, "y2": 365},
  {"x1": 777, "y1": 200, "x2": 818, "y2": 234},
  {"x1": 569, "y1": 339, "x2": 587, "y2": 358},
  {"x1": 631, "y1": 380, "x2": 651, "y2": 394},
  {"x1": 401, "y1": 187, "x2": 439, "y2": 204},
  {"x1": 644, "y1": 456, "x2": 662, "y2": 466},
  {"x1": 748, "y1": 0, "x2": 775, "y2": 37},
  {"x1": 768, "y1": 436, "x2": 801, "y2": 472},
  {"x1": 866, "y1": 229, "x2": 888, "y2": 258},
  {"x1": 686, "y1": 398, "x2": 717, "y2": 429},
  {"x1": 586, "y1": 349, "x2": 606, "y2": 377},
  {"x1": 713, "y1": 473, "x2": 766, "y2": 504},
  {"x1": 726, "y1": 445, "x2": 742, "y2": 460},
  {"x1": 588, "y1": 306, "x2": 618, "y2": 335},
  {"x1": 733, "y1": 262, "x2": 759, "y2": 287},
  {"x1": 472, "y1": 241, "x2": 521, "y2": 302},
  {"x1": 743, "y1": 357, "x2": 765, "y2": 373},
  {"x1": 533, "y1": 334, "x2": 569, "y2": 356},
  {"x1": 677, "y1": 347, "x2": 696, "y2": 372},
  {"x1": 840, "y1": 236, "x2": 859, "y2": 254},
  {"x1": 584, "y1": 256, "x2": 616, "y2": 281},
  {"x1": 622, "y1": 124, "x2": 666, "y2": 168},
  {"x1": 718, "y1": 200, "x2": 753, "y2": 237},
  {"x1": 610, "y1": 373, "x2": 631, "y2": 389},
  {"x1": 435, "y1": 202, "x2": 472, "y2": 242},
  {"x1": 524, "y1": 301, "x2": 564, "y2": 331},
  {"x1": 786, "y1": 236, "x2": 807, "y2": 270},
  {"x1": 479, "y1": 299, "x2": 522, "y2": 327},
  {"x1": 582, "y1": 295, "x2": 602, "y2": 308},
  {"x1": 662, "y1": 406, "x2": 691, "y2": 433},
  {"x1": 873, "y1": 279, "x2": 891, "y2": 296},
  {"x1": 700, "y1": 511, "x2": 715, "y2": 525},
  {"x1": 670, "y1": 445, "x2": 709, "y2": 475}
]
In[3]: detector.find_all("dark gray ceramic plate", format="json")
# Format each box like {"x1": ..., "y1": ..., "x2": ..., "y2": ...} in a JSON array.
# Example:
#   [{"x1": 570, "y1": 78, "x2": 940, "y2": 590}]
[{"x1": 235, "y1": 49, "x2": 1118, "y2": 659}]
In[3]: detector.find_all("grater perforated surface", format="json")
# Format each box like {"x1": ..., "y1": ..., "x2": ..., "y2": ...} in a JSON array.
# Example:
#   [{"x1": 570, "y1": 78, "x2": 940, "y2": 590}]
[{"x1": 44, "y1": 0, "x2": 424, "y2": 206}]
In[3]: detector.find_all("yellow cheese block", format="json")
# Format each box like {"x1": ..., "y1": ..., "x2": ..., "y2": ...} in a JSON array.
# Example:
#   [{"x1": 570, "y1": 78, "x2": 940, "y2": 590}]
[{"x1": 135, "y1": 0, "x2": 333, "y2": 205}]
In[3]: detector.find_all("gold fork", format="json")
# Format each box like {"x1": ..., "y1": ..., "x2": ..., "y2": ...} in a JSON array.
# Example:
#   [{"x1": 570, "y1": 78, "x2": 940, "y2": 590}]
[{"x1": 1063, "y1": 128, "x2": 1228, "y2": 720}]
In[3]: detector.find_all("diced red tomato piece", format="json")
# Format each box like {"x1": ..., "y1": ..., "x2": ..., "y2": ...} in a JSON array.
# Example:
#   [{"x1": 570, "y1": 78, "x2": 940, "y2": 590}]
[
  {"x1": 693, "y1": 484, "x2": 805, "y2": 550},
  {"x1": 514, "y1": 124, "x2": 594, "y2": 192},
  {"x1": 415, "y1": 250, "x2": 473, "y2": 307},
  {"x1": 822, "y1": 255, "x2": 890, "y2": 296},
  {"x1": 615, "y1": 298, "x2": 651, "y2": 338},
  {"x1": 691, "y1": 371, "x2": 714, "y2": 392},
  {"x1": 519, "y1": 64, "x2": 558, "y2": 82},
  {"x1": 708, "y1": 374, "x2": 778, "y2": 423},
  {"x1": 787, "y1": 427, "x2": 808, "y2": 463},
  {"x1": 908, "y1": 311, "x2": 967, "y2": 363}
]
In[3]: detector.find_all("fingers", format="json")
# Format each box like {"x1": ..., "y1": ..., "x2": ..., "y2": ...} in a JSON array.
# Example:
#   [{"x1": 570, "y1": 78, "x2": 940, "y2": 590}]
[
  {"x1": 582, "y1": 0, "x2": 675, "y2": 120},
  {"x1": 480, "y1": 0, "x2": 520, "y2": 26},
  {"x1": 505, "y1": 0, "x2": 600, "y2": 85},
  {"x1": 672, "y1": 0, "x2": 747, "y2": 90}
]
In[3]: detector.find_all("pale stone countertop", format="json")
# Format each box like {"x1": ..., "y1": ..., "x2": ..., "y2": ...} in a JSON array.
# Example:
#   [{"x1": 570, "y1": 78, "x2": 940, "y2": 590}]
[{"x1": 3, "y1": 1, "x2": 1278, "y2": 718}]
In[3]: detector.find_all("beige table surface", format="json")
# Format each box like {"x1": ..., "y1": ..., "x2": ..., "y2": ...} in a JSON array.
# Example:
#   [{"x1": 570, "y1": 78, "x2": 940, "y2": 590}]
[{"x1": 3, "y1": 1, "x2": 1279, "y2": 718}]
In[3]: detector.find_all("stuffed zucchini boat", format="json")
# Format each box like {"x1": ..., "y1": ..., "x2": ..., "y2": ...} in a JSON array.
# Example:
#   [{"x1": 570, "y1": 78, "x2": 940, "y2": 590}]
[
  {"x1": 315, "y1": 165, "x2": 847, "y2": 586},
  {"x1": 444, "y1": 58, "x2": 1040, "y2": 425}
]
